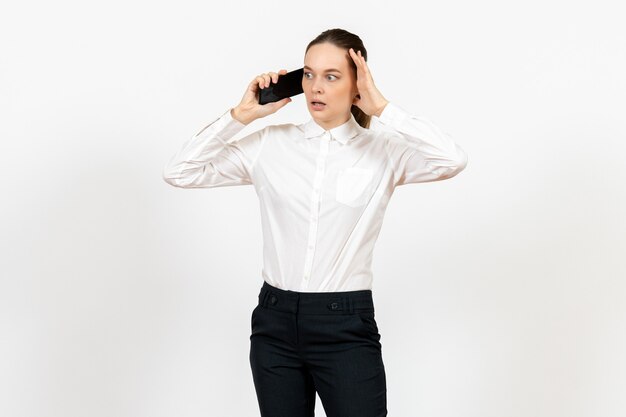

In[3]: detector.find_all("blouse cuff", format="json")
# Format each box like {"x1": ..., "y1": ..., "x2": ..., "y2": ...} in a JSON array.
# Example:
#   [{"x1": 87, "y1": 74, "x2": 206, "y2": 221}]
[
  {"x1": 374, "y1": 101, "x2": 409, "y2": 127},
  {"x1": 193, "y1": 107, "x2": 248, "y2": 140}
]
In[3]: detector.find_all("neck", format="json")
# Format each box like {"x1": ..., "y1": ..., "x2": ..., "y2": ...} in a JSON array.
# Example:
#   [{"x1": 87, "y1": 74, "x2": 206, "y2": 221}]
[{"x1": 315, "y1": 112, "x2": 351, "y2": 131}]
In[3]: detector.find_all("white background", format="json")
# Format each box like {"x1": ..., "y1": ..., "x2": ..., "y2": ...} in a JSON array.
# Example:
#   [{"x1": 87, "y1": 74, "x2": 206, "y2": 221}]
[{"x1": 2, "y1": 1, "x2": 625, "y2": 416}]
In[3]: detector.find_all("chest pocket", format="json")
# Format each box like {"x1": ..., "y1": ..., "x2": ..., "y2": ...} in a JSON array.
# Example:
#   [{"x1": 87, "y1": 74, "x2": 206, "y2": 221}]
[{"x1": 335, "y1": 167, "x2": 374, "y2": 207}]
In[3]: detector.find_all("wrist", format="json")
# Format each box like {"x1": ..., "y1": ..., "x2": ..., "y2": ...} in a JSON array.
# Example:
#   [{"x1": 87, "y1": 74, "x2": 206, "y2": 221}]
[
  {"x1": 373, "y1": 100, "x2": 389, "y2": 118},
  {"x1": 231, "y1": 107, "x2": 254, "y2": 125}
]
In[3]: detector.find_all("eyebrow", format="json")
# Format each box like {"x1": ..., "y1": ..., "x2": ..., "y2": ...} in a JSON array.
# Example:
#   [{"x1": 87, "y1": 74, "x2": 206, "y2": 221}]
[{"x1": 303, "y1": 65, "x2": 342, "y2": 73}]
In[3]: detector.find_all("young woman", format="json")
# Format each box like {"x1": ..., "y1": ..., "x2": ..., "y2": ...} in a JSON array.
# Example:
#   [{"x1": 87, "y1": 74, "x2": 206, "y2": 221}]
[{"x1": 163, "y1": 28, "x2": 467, "y2": 417}]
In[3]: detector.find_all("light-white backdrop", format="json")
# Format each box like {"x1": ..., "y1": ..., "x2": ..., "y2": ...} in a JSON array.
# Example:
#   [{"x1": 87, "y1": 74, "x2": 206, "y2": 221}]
[{"x1": 2, "y1": 1, "x2": 624, "y2": 416}]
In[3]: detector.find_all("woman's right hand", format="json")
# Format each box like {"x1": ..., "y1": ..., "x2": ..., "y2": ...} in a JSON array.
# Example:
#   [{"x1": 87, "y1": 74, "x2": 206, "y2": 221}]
[{"x1": 231, "y1": 69, "x2": 292, "y2": 125}]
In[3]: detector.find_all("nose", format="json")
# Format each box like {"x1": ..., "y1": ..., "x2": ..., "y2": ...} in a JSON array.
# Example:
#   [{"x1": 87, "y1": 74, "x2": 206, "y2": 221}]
[{"x1": 310, "y1": 78, "x2": 323, "y2": 94}]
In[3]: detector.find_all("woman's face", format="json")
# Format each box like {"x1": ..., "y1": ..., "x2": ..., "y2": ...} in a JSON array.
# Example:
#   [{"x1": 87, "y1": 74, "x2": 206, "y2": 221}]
[{"x1": 302, "y1": 42, "x2": 359, "y2": 131}]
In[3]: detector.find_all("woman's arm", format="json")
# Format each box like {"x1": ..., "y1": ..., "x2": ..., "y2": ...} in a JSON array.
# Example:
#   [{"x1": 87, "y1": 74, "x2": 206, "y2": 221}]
[
  {"x1": 345, "y1": 49, "x2": 467, "y2": 186},
  {"x1": 372, "y1": 101, "x2": 468, "y2": 186},
  {"x1": 162, "y1": 108, "x2": 266, "y2": 188},
  {"x1": 163, "y1": 69, "x2": 293, "y2": 189}
]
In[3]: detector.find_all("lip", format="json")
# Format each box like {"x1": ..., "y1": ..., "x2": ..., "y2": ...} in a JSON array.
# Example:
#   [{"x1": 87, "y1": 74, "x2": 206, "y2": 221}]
[
  {"x1": 309, "y1": 100, "x2": 326, "y2": 111},
  {"x1": 310, "y1": 101, "x2": 326, "y2": 111}
]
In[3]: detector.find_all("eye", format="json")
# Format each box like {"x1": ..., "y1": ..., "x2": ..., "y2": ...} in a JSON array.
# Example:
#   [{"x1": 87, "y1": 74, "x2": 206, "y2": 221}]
[{"x1": 303, "y1": 72, "x2": 338, "y2": 81}]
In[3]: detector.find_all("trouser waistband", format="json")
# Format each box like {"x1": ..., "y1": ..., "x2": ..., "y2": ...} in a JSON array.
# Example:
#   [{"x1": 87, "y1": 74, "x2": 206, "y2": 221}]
[{"x1": 256, "y1": 280, "x2": 375, "y2": 315}]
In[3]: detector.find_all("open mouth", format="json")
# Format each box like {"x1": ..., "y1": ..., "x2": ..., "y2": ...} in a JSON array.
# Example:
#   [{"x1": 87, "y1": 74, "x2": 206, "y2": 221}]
[{"x1": 311, "y1": 100, "x2": 326, "y2": 109}]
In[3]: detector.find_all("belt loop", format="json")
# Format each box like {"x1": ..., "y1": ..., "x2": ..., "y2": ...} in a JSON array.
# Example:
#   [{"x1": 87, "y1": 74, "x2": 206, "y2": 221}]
[
  {"x1": 349, "y1": 296, "x2": 354, "y2": 314},
  {"x1": 261, "y1": 289, "x2": 269, "y2": 307}
]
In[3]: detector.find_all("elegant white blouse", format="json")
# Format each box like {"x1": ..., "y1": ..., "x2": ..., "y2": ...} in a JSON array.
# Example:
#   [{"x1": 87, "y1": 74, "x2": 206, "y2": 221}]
[{"x1": 163, "y1": 101, "x2": 468, "y2": 292}]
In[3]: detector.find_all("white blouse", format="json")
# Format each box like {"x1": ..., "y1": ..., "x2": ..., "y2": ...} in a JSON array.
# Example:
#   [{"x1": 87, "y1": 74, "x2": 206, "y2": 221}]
[{"x1": 163, "y1": 101, "x2": 468, "y2": 292}]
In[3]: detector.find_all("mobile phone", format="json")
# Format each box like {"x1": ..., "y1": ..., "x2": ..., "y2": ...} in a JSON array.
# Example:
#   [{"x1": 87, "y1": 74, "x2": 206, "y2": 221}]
[{"x1": 258, "y1": 67, "x2": 304, "y2": 105}]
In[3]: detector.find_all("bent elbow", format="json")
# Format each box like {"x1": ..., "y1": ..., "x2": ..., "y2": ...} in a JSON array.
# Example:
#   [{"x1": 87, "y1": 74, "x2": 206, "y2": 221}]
[
  {"x1": 162, "y1": 164, "x2": 183, "y2": 188},
  {"x1": 162, "y1": 173, "x2": 176, "y2": 187},
  {"x1": 454, "y1": 146, "x2": 468, "y2": 174},
  {"x1": 438, "y1": 147, "x2": 468, "y2": 180}
]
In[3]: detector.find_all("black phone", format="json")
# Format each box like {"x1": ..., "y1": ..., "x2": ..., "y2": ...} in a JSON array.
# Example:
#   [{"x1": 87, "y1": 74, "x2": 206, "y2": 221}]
[{"x1": 258, "y1": 67, "x2": 304, "y2": 105}]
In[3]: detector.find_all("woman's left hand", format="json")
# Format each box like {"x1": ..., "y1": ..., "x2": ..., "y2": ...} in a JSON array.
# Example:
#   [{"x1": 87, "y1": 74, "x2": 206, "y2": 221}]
[{"x1": 348, "y1": 48, "x2": 389, "y2": 117}]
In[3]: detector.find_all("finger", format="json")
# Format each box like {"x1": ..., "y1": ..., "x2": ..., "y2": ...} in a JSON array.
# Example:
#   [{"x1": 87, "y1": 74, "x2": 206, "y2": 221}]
[
  {"x1": 356, "y1": 51, "x2": 370, "y2": 76},
  {"x1": 355, "y1": 50, "x2": 365, "y2": 65},
  {"x1": 278, "y1": 96, "x2": 292, "y2": 106},
  {"x1": 348, "y1": 48, "x2": 360, "y2": 66},
  {"x1": 264, "y1": 73, "x2": 271, "y2": 87},
  {"x1": 249, "y1": 77, "x2": 259, "y2": 89},
  {"x1": 351, "y1": 48, "x2": 362, "y2": 62},
  {"x1": 351, "y1": 48, "x2": 365, "y2": 72},
  {"x1": 357, "y1": 50, "x2": 367, "y2": 68},
  {"x1": 271, "y1": 70, "x2": 286, "y2": 84},
  {"x1": 277, "y1": 96, "x2": 292, "y2": 108},
  {"x1": 269, "y1": 96, "x2": 291, "y2": 111}
]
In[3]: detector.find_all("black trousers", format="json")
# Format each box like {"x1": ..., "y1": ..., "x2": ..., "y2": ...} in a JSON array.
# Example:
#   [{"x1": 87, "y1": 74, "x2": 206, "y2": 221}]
[{"x1": 249, "y1": 280, "x2": 388, "y2": 417}]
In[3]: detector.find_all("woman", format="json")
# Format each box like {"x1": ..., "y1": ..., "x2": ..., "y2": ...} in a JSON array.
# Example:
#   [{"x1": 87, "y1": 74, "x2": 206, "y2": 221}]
[{"x1": 163, "y1": 28, "x2": 467, "y2": 417}]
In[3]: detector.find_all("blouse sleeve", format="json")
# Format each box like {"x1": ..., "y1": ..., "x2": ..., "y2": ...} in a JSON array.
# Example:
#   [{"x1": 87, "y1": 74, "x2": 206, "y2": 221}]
[
  {"x1": 162, "y1": 108, "x2": 267, "y2": 188},
  {"x1": 372, "y1": 101, "x2": 468, "y2": 187}
]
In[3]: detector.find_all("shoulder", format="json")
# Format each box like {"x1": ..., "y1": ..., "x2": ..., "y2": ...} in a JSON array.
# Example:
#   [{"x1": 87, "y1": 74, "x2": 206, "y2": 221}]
[
  {"x1": 263, "y1": 121, "x2": 307, "y2": 138},
  {"x1": 367, "y1": 118, "x2": 397, "y2": 142}
]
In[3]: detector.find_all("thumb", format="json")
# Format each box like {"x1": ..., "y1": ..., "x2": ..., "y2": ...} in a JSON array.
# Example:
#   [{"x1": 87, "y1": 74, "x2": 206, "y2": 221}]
[{"x1": 272, "y1": 96, "x2": 292, "y2": 110}]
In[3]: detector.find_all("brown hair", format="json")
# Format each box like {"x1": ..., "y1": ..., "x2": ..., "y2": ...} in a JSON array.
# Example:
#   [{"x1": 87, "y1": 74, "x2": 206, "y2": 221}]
[{"x1": 305, "y1": 28, "x2": 371, "y2": 129}]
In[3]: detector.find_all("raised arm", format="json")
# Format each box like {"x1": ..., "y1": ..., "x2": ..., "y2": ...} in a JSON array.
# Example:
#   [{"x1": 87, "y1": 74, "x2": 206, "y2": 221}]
[
  {"x1": 372, "y1": 101, "x2": 468, "y2": 186},
  {"x1": 346, "y1": 48, "x2": 467, "y2": 187},
  {"x1": 163, "y1": 68, "x2": 293, "y2": 188},
  {"x1": 162, "y1": 108, "x2": 266, "y2": 188}
]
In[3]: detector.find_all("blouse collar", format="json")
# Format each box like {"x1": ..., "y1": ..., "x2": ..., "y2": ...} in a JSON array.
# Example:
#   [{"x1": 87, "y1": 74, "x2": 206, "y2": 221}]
[{"x1": 302, "y1": 112, "x2": 362, "y2": 144}]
